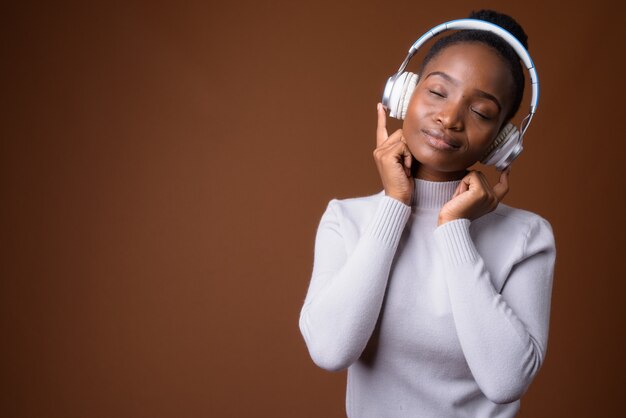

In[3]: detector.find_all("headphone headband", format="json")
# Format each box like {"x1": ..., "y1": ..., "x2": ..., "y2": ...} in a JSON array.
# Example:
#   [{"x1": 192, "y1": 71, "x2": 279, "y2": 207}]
[{"x1": 389, "y1": 18, "x2": 539, "y2": 117}]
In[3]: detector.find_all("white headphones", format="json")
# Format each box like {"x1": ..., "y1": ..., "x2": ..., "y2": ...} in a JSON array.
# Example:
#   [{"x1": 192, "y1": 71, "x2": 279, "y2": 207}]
[{"x1": 382, "y1": 19, "x2": 539, "y2": 171}]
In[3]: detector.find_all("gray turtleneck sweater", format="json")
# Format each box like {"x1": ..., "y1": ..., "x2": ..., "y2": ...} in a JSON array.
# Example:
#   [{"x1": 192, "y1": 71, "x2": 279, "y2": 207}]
[{"x1": 299, "y1": 179, "x2": 556, "y2": 418}]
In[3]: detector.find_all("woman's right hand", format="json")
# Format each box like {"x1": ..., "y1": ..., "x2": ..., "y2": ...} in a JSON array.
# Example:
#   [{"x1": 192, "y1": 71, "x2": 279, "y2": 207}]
[{"x1": 373, "y1": 103, "x2": 415, "y2": 206}]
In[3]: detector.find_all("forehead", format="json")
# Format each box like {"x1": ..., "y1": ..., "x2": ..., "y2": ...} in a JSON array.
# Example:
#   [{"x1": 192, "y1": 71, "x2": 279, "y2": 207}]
[{"x1": 422, "y1": 42, "x2": 514, "y2": 100}]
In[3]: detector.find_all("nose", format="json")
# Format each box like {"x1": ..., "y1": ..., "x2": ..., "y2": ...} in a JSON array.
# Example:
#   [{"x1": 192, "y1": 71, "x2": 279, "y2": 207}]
[{"x1": 435, "y1": 99, "x2": 464, "y2": 131}]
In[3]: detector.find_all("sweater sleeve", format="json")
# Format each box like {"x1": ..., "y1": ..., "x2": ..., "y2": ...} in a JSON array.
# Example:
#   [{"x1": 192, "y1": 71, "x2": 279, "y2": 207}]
[
  {"x1": 433, "y1": 216, "x2": 556, "y2": 404},
  {"x1": 299, "y1": 196, "x2": 411, "y2": 371}
]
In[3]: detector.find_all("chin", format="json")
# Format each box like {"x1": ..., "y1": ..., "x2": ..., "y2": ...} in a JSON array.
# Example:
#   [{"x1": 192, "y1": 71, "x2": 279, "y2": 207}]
[
  {"x1": 412, "y1": 149, "x2": 467, "y2": 173},
  {"x1": 420, "y1": 161, "x2": 466, "y2": 174}
]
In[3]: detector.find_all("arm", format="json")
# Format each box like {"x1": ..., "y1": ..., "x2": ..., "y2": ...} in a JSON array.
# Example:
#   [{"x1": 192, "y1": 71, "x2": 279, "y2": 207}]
[
  {"x1": 299, "y1": 196, "x2": 411, "y2": 371},
  {"x1": 299, "y1": 103, "x2": 414, "y2": 371},
  {"x1": 433, "y1": 216, "x2": 556, "y2": 404}
]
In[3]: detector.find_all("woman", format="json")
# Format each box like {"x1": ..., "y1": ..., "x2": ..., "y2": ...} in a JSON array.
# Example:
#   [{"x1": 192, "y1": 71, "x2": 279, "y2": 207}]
[{"x1": 299, "y1": 9, "x2": 556, "y2": 418}]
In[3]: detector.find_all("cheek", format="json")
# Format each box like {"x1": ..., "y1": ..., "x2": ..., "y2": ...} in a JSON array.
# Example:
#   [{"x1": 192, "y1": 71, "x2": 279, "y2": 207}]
[
  {"x1": 472, "y1": 126, "x2": 501, "y2": 152},
  {"x1": 402, "y1": 95, "x2": 428, "y2": 130}
]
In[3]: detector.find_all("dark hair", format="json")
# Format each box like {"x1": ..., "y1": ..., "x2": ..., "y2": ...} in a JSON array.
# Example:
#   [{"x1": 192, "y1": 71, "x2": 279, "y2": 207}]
[{"x1": 420, "y1": 10, "x2": 528, "y2": 122}]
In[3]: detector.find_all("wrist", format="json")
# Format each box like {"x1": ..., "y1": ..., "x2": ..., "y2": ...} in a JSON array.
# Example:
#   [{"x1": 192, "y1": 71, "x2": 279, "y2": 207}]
[
  {"x1": 437, "y1": 216, "x2": 458, "y2": 226},
  {"x1": 385, "y1": 192, "x2": 411, "y2": 206}
]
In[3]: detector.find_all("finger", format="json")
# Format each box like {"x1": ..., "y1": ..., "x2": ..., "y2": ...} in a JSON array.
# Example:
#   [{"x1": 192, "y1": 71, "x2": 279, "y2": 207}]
[
  {"x1": 462, "y1": 170, "x2": 480, "y2": 190},
  {"x1": 452, "y1": 170, "x2": 474, "y2": 196},
  {"x1": 473, "y1": 170, "x2": 492, "y2": 192},
  {"x1": 493, "y1": 168, "x2": 510, "y2": 201},
  {"x1": 381, "y1": 140, "x2": 411, "y2": 160},
  {"x1": 386, "y1": 129, "x2": 404, "y2": 144},
  {"x1": 376, "y1": 103, "x2": 389, "y2": 147},
  {"x1": 401, "y1": 141, "x2": 413, "y2": 176},
  {"x1": 376, "y1": 129, "x2": 404, "y2": 151},
  {"x1": 453, "y1": 178, "x2": 469, "y2": 197},
  {"x1": 400, "y1": 136, "x2": 410, "y2": 163},
  {"x1": 385, "y1": 140, "x2": 411, "y2": 158}
]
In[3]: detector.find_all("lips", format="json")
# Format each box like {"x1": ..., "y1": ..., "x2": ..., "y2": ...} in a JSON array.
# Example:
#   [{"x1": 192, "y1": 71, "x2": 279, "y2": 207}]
[{"x1": 421, "y1": 129, "x2": 462, "y2": 151}]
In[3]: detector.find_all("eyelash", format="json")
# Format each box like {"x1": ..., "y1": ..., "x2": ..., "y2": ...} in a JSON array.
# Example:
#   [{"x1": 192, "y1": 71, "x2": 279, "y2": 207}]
[
  {"x1": 471, "y1": 108, "x2": 490, "y2": 120},
  {"x1": 428, "y1": 89, "x2": 444, "y2": 98}
]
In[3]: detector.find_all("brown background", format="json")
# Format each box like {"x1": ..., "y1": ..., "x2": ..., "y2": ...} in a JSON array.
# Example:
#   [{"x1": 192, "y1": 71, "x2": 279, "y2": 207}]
[{"x1": 2, "y1": 0, "x2": 625, "y2": 417}]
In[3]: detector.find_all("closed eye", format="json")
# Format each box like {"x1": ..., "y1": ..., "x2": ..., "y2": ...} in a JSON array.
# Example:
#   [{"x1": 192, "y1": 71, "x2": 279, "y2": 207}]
[
  {"x1": 471, "y1": 108, "x2": 491, "y2": 120},
  {"x1": 429, "y1": 89, "x2": 445, "y2": 98}
]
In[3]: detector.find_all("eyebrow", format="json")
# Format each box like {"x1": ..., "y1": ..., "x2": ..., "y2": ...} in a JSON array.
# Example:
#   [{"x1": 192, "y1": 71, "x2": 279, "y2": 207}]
[{"x1": 425, "y1": 71, "x2": 502, "y2": 112}]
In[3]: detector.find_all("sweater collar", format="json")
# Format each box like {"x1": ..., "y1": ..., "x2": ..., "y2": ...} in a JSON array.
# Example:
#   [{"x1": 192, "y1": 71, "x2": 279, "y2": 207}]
[{"x1": 411, "y1": 178, "x2": 462, "y2": 209}]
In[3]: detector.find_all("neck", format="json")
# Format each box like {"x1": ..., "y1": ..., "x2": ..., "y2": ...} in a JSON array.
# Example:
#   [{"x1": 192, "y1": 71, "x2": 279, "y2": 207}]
[
  {"x1": 410, "y1": 177, "x2": 462, "y2": 208},
  {"x1": 413, "y1": 163, "x2": 469, "y2": 182}
]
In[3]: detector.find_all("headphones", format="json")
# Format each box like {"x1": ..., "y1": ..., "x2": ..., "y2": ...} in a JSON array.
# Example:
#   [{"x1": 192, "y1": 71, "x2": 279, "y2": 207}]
[{"x1": 382, "y1": 19, "x2": 539, "y2": 171}]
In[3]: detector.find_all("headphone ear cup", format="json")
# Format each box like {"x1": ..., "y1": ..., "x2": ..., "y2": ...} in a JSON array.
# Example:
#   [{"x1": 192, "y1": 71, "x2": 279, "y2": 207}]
[
  {"x1": 383, "y1": 72, "x2": 418, "y2": 119},
  {"x1": 399, "y1": 73, "x2": 418, "y2": 120},
  {"x1": 481, "y1": 123, "x2": 523, "y2": 170}
]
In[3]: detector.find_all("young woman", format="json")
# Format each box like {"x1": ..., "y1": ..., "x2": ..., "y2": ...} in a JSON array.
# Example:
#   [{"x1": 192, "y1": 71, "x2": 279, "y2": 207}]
[{"x1": 299, "y1": 10, "x2": 556, "y2": 418}]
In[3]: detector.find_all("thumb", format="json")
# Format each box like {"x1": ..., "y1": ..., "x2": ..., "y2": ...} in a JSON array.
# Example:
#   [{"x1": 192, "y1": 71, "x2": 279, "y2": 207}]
[{"x1": 493, "y1": 167, "x2": 511, "y2": 201}]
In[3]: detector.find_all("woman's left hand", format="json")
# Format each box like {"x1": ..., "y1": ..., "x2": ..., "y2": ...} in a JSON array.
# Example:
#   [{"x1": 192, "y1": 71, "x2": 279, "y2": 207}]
[{"x1": 438, "y1": 168, "x2": 510, "y2": 226}]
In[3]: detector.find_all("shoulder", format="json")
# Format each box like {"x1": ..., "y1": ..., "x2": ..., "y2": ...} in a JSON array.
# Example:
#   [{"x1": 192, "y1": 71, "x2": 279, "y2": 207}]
[
  {"x1": 325, "y1": 191, "x2": 384, "y2": 214},
  {"x1": 490, "y1": 203, "x2": 554, "y2": 233},
  {"x1": 468, "y1": 203, "x2": 556, "y2": 289},
  {"x1": 473, "y1": 202, "x2": 556, "y2": 253},
  {"x1": 326, "y1": 191, "x2": 385, "y2": 218},
  {"x1": 319, "y1": 191, "x2": 386, "y2": 232}
]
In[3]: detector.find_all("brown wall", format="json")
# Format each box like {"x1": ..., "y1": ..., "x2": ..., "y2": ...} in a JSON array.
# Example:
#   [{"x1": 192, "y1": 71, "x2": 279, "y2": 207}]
[{"x1": 2, "y1": 1, "x2": 624, "y2": 417}]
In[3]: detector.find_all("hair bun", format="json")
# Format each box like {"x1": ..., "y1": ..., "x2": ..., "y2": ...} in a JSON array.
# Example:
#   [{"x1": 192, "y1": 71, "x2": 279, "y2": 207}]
[{"x1": 469, "y1": 9, "x2": 528, "y2": 50}]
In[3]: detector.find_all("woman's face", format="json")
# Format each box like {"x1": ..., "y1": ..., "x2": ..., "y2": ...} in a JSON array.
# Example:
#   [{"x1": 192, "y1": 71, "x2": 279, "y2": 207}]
[{"x1": 402, "y1": 42, "x2": 515, "y2": 174}]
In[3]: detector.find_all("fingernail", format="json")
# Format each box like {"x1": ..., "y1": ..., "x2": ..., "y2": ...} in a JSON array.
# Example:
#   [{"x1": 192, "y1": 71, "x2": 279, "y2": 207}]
[{"x1": 377, "y1": 103, "x2": 382, "y2": 111}]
